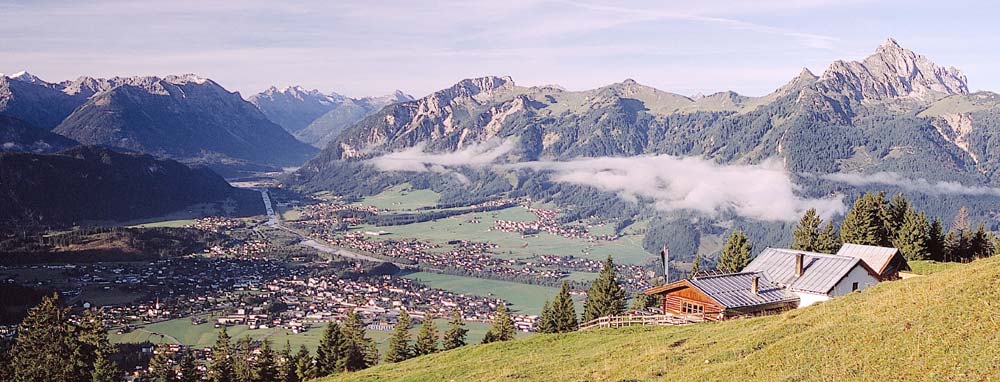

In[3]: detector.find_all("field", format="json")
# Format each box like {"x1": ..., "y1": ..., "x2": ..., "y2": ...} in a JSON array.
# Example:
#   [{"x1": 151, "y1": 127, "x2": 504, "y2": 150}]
[
  {"x1": 322, "y1": 256, "x2": 1000, "y2": 382},
  {"x1": 351, "y1": 206, "x2": 652, "y2": 265},
  {"x1": 402, "y1": 272, "x2": 564, "y2": 316},
  {"x1": 110, "y1": 315, "x2": 501, "y2": 353},
  {"x1": 907, "y1": 260, "x2": 965, "y2": 275},
  {"x1": 357, "y1": 184, "x2": 441, "y2": 211}
]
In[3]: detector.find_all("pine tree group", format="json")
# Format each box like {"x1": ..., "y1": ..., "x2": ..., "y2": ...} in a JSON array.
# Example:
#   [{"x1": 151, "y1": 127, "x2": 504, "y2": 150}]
[
  {"x1": 538, "y1": 282, "x2": 578, "y2": 333},
  {"x1": 481, "y1": 304, "x2": 516, "y2": 344},
  {"x1": 792, "y1": 208, "x2": 841, "y2": 253}
]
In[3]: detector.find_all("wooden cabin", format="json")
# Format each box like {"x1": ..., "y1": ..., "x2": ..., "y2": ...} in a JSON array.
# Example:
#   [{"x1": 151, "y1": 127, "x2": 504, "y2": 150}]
[{"x1": 644, "y1": 272, "x2": 799, "y2": 321}]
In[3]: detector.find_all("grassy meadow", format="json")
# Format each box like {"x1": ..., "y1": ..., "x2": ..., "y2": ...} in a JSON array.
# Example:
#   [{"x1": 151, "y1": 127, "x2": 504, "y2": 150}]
[{"x1": 321, "y1": 256, "x2": 1000, "y2": 382}]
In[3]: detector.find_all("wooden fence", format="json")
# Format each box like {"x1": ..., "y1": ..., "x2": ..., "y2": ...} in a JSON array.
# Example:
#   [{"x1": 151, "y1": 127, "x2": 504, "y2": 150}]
[{"x1": 578, "y1": 313, "x2": 704, "y2": 331}]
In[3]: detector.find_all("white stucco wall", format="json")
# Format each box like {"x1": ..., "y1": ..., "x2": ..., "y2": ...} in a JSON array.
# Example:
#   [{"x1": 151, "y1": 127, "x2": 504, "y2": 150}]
[
  {"x1": 828, "y1": 264, "x2": 879, "y2": 297},
  {"x1": 793, "y1": 292, "x2": 829, "y2": 307}
]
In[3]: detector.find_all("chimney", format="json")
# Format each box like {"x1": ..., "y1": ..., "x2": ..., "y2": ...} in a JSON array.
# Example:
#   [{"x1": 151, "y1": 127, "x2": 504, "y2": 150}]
[
  {"x1": 751, "y1": 275, "x2": 760, "y2": 295},
  {"x1": 795, "y1": 253, "x2": 804, "y2": 277}
]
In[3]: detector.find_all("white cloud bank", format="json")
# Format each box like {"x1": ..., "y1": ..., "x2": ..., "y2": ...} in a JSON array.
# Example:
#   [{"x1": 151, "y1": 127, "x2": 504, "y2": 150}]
[
  {"x1": 367, "y1": 143, "x2": 844, "y2": 221},
  {"x1": 505, "y1": 156, "x2": 844, "y2": 222},
  {"x1": 822, "y1": 172, "x2": 1000, "y2": 197}
]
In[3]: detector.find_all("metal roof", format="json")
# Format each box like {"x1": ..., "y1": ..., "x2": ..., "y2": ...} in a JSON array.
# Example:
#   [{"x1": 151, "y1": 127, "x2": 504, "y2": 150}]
[
  {"x1": 836, "y1": 243, "x2": 899, "y2": 274},
  {"x1": 688, "y1": 272, "x2": 799, "y2": 309},
  {"x1": 743, "y1": 248, "x2": 864, "y2": 295}
]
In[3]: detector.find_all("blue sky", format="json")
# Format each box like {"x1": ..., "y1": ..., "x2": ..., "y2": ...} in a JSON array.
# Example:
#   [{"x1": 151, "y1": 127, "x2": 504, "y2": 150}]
[{"x1": 2, "y1": 0, "x2": 999, "y2": 98}]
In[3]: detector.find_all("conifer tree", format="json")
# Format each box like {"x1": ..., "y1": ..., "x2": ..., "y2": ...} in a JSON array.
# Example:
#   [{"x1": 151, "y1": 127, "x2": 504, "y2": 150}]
[
  {"x1": 688, "y1": 253, "x2": 702, "y2": 277},
  {"x1": 537, "y1": 301, "x2": 554, "y2": 333},
  {"x1": 970, "y1": 223, "x2": 991, "y2": 260},
  {"x1": 792, "y1": 208, "x2": 822, "y2": 252},
  {"x1": 893, "y1": 209, "x2": 930, "y2": 261},
  {"x1": 314, "y1": 322, "x2": 344, "y2": 376},
  {"x1": 91, "y1": 348, "x2": 122, "y2": 382},
  {"x1": 384, "y1": 310, "x2": 412, "y2": 363},
  {"x1": 482, "y1": 304, "x2": 516, "y2": 344},
  {"x1": 76, "y1": 309, "x2": 110, "y2": 381},
  {"x1": 232, "y1": 337, "x2": 254, "y2": 382},
  {"x1": 208, "y1": 327, "x2": 234, "y2": 382},
  {"x1": 278, "y1": 341, "x2": 298, "y2": 382},
  {"x1": 12, "y1": 293, "x2": 77, "y2": 382},
  {"x1": 993, "y1": 235, "x2": 1000, "y2": 258},
  {"x1": 927, "y1": 218, "x2": 946, "y2": 261},
  {"x1": 549, "y1": 282, "x2": 577, "y2": 333},
  {"x1": 718, "y1": 230, "x2": 753, "y2": 273},
  {"x1": 887, "y1": 193, "x2": 910, "y2": 234},
  {"x1": 148, "y1": 347, "x2": 176, "y2": 382},
  {"x1": 339, "y1": 310, "x2": 374, "y2": 372},
  {"x1": 414, "y1": 313, "x2": 439, "y2": 356},
  {"x1": 177, "y1": 349, "x2": 199, "y2": 382},
  {"x1": 583, "y1": 256, "x2": 627, "y2": 321},
  {"x1": 293, "y1": 346, "x2": 313, "y2": 382},
  {"x1": 254, "y1": 340, "x2": 278, "y2": 382},
  {"x1": 840, "y1": 192, "x2": 891, "y2": 246},
  {"x1": 816, "y1": 221, "x2": 842, "y2": 253},
  {"x1": 0, "y1": 339, "x2": 13, "y2": 382},
  {"x1": 441, "y1": 309, "x2": 468, "y2": 350}
]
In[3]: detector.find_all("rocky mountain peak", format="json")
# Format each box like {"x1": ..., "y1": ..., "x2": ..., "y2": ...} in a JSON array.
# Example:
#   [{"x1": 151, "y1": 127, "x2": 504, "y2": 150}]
[
  {"x1": 8, "y1": 71, "x2": 47, "y2": 85},
  {"x1": 816, "y1": 38, "x2": 968, "y2": 103}
]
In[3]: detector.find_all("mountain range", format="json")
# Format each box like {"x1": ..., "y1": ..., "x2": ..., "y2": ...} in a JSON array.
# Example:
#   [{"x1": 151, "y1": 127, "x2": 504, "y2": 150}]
[
  {"x1": 0, "y1": 72, "x2": 317, "y2": 173},
  {"x1": 287, "y1": 39, "x2": 1000, "y2": 259},
  {"x1": 250, "y1": 86, "x2": 413, "y2": 147}
]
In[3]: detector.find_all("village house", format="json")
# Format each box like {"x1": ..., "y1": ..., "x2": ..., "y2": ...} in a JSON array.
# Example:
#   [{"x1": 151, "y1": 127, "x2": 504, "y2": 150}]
[{"x1": 644, "y1": 244, "x2": 896, "y2": 319}]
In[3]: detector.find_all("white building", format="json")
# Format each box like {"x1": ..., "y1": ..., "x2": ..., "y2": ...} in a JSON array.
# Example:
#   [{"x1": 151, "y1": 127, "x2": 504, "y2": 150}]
[{"x1": 743, "y1": 248, "x2": 881, "y2": 307}]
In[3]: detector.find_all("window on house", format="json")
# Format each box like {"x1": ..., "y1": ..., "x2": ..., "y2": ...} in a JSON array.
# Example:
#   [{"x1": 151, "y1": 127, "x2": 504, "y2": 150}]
[
  {"x1": 852, "y1": 282, "x2": 859, "y2": 291},
  {"x1": 681, "y1": 301, "x2": 704, "y2": 314}
]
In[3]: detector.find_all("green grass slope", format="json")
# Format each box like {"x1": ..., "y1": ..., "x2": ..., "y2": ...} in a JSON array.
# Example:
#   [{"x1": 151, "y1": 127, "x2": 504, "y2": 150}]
[{"x1": 322, "y1": 257, "x2": 1000, "y2": 382}]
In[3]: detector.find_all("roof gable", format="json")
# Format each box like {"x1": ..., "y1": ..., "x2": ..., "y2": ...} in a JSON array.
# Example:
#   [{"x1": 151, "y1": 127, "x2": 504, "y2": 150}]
[{"x1": 836, "y1": 243, "x2": 902, "y2": 274}]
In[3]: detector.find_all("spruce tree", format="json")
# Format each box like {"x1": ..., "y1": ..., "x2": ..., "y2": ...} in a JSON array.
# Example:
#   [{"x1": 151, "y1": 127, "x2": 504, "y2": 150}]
[
  {"x1": 314, "y1": 322, "x2": 344, "y2": 376},
  {"x1": 384, "y1": 310, "x2": 412, "y2": 363},
  {"x1": 887, "y1": 193, "x2": 910, "y2": 234},
  {"x1": 441, "y1": 309, "x2": 467, "y2": 350},
  {"x1": 482, "y1": 304, "x2": 516, "y2": 344},
  {"x1": 816, "y1": 221, "x2": 842, "y2": 253},
  {"x1": 414, "y1": 313, "x2": 439, "y2": 356},
  {"x1": 12, "y1": 293, "x2": 77, "y2": 382},
  {"x1": 792, "y1": 208, "x2": 822, "y2": 252},
  {"x1": 278, "y1": 341, "x2": 298, "y2": 382},
  {"x1": 208, "y1": 327, "x2": 234, "y2": 382},
  {"x1": 293, "y1": 346, "x2": 313, "y2": 382},
  {"x1": 148, "y1": 347, "x2": 176, "y2": 382},
  {"x1": 0, "y1": 339, "x2": 14, "y2": 382},
  {"x1": 340, "y1": 310, "x2": 373, "y2": 372},
  {"x1": 537, "y1": 301, "x2": 554, "y2": 333},
  {"x1": 91, "y1": 349, "x2": 122, "y2": 382},
  {"x1": 550, "y1": 282, "x2": 577, "y2": 333},
  {"x1": 893, "y1": 209, "x2": 930, "y2": 261},
  {"x1": 688, "y1": 253, "x2": 702, "y2": 278},
  {"x1": 840, "y1": 192, "x2": 891, "y2": 246},
  {"x1": 718, "y1": 230, "x2": 753, "y2": 273},
  {"x1": 77, "y1": 309, "x2": 110, "y2": 381},
  {"x1": 970, "y1": 223, "x2": 991, "y2": 260},
  {"x1": 927, "y1": 218, "x2": 946, "y2": 261},
  {"x1": 232, "y1": 336, "x2": 254, "y2": 382},
  {"x1": 178, "y1": 349, "x2": 199, "y2": 382},
  {"x1": 254, "y1": 340, "x2": 278, "y2": 382},
  {"x1": 583, "y1": 255, "x2": 627, "y2": 321}
]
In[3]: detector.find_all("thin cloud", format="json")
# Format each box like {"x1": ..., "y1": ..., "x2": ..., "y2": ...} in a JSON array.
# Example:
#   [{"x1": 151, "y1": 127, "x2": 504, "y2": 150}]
[
  {"x1": 822, "y1": 172, "x2": 1000, "y2": 196},
  {"x1": 367, "y1": 139, "x2": 516, "y2": 172}
]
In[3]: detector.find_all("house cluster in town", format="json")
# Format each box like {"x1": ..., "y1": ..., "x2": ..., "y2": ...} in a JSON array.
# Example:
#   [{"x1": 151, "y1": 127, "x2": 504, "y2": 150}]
[{"x1": 643, "y1": 243, "x2": 909, "y2": 321}]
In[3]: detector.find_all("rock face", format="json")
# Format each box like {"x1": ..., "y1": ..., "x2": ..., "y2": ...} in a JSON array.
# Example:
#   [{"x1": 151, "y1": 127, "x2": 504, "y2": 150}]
[
  {"x1": 249, "y1": 86, "x2": 414, "y2": 147},
  {"x1": 0, "y1": 146, "x2": 261, "y2": 226},
  {"x1": 249, "y1": 86, "x2": 346, "y2": 133},
  {"x1": 815, "y1": 38, "x2": 968, "y2": 103},
  {"x1": 0, "y1": 73, "x2": 88, "y2": 130},
  {"x1": 52, "y1": 74, "x2": 317, "y2": 168},
  {"x1": 0, "y1": 115, "x2": 78, "y2": 153}
]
